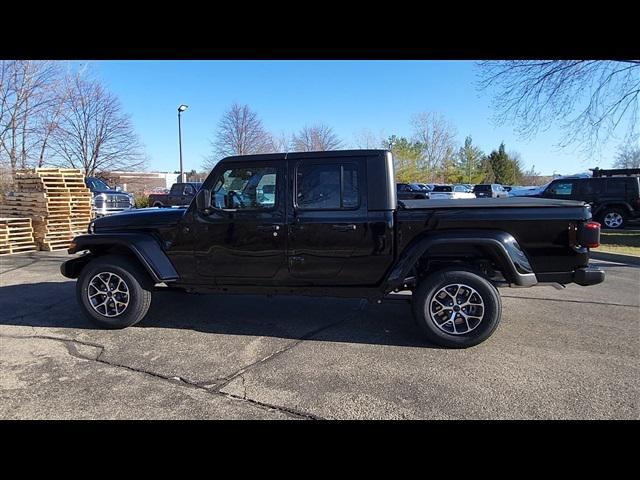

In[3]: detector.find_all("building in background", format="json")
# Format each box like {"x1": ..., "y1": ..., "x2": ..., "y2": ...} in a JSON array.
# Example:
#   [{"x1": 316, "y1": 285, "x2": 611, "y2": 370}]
[
  {"x1": 100, "y1": 170, "x2": 209, "y2": 195},
  {"x1": 100, "y1": 171, "x2": 178, "y2": 195}
]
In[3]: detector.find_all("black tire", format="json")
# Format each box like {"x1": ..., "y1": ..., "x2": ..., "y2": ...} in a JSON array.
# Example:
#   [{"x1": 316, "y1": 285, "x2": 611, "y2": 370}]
[
  {"x1": 153, "y1": 202, "x2": 163, "y2": 207},
  {"x1": 76, "y1": 254, "x2": 153, "y2": 329},
  {"x1": 412, "y1": 268, "x2": 502, "y2": 348},
  {"x1": 599, "y1": 208, "x2": 626, "y2": 230}
]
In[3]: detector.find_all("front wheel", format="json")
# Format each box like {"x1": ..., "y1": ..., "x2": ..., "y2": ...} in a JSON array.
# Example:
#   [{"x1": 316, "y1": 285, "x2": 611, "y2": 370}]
[
  {"x1": 412, "y1": 268, "x2": 502, "y2": 348},
  {"x1": 76, "y1": 255, "x2": 153, "y2": 329}
]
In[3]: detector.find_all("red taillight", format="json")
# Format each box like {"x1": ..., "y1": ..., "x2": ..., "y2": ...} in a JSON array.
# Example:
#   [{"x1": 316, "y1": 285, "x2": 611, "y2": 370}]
[
  {"x1": 584, "y1": 221, "x2": 600, "y2": 248},
  {"x1": 585, "y1": 221, "x2": 600, "y2": 230}
]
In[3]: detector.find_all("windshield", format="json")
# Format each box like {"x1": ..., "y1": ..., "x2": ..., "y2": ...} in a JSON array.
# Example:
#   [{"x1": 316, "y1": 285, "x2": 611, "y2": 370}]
[
  {"x1": 86, "y1": 178, "x2": 111, "y2": 190},
  {"x1": 473, "y1": 184, "x2": 491, "y2": 192},
  {"x1": 433, "y1": 185, "x2": 453, "y2": 192}
]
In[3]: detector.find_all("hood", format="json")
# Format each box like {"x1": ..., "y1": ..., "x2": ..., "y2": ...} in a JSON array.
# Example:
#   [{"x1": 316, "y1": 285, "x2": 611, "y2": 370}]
[{"x1": 92, "y1": 207, "x2": 186, "y2": 232}]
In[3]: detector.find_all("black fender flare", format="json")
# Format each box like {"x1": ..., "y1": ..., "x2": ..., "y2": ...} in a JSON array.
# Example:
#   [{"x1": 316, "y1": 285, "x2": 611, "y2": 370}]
[
  {"x1": 61, "y1": 233, "x2": 179, "y2": 283},
  {"x1": 592, "y1": 202, "x2": 633, "y2": 217},
  {"x1": 385, "y1": 230, "x2": 537, "y2": 291}
]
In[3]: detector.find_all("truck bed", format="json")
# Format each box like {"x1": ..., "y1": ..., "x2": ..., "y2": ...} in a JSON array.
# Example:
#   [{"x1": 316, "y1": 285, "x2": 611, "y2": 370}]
[{"x1": 400, "y1": 197, "x2": 586, "y2": 209}]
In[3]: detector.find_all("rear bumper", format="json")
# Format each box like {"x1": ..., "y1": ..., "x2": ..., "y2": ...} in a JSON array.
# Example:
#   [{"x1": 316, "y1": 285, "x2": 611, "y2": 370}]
[
  {"x1": 574, "y1": 266, "x2": 605, "y2": 286},
  {"x1": 536, "y1": 265, "x2": 605, "y2": 286}
]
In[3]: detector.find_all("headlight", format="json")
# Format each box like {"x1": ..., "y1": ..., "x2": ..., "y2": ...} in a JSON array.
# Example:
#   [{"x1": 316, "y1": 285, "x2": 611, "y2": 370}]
[
  {"x1": 94, "y1": 193, "x2": 106, "y2": 207},
  {"x1": 88, "y1": 221, "x2": 95, "y2": 234}
]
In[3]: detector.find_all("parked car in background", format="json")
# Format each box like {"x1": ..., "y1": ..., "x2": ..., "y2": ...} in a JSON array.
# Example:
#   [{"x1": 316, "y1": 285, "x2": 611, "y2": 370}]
[
  {"x1": 397, "y1": 183, "x2": 429, "y2": 199},
  {"x1": 534, "y1": 174, "x2": 640, "y2": 229},
  {"x1": 473, "y1": 184, "x2": 509, "y2": 198},
  {"x1": 429, "y1": 185, "x2": 476, "y2": 199},
  {"x1": 85, "y1": 177, "x2": 135, "y2": 217},
  {"x1": 148, "y1": 182, "x2": 203, "y2": 207},
  {"x1": 414, "y1": 183, "x2": 433, "y2": 192}
]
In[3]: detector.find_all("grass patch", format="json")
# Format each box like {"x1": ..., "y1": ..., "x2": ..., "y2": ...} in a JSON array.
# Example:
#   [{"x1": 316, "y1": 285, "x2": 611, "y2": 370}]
[{"x1": 596, "y1": 231, "x2": 640, "y2": 256}]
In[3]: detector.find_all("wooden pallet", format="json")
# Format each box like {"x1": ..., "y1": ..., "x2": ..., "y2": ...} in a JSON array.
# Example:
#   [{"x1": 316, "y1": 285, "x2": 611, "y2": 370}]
[
  {"x1": 0, "y1": 217, "x2": 38, "y2": 256},
  {"x1": 3, "y1": 168, "x2": 93, "y2": 251}
]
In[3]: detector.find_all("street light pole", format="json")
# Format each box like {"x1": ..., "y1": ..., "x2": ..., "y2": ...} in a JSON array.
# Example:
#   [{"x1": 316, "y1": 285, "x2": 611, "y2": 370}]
[{"x1": 177, "y1": 104, "x2": 188, "y2": 182}]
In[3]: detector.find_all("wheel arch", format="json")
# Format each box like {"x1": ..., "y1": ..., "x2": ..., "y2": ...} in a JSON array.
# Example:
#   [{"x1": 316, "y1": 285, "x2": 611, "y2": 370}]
[
  {"x1": 385, "y1": 230, "x2": 537, "y2": 291},
  {"x1": 593, "y1": 202, "x2": 633, "y2": 216},
  {"x1": 61, "y1": 233, "x2": 179, "y2": 283}
]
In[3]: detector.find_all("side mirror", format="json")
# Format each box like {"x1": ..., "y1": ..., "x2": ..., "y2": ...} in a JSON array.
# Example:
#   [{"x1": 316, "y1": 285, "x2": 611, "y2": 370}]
[{"x1": 195, "y1": 189, "x2": 211, "y2": 210}]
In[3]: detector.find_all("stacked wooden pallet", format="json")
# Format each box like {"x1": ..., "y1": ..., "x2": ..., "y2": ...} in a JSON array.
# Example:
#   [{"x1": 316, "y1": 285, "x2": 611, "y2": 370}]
[
  {"x1": 0, "y1": 217, "x2": 38, "y2": 256},
  {"x1": 0, "y1": 168, "x2": 92, "y2": 251}
]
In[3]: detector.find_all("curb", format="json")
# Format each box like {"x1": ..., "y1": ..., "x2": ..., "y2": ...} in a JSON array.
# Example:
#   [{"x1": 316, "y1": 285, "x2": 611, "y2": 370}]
[{"x1": 591, "y1": 251, "x2": 640, "y2": 266}]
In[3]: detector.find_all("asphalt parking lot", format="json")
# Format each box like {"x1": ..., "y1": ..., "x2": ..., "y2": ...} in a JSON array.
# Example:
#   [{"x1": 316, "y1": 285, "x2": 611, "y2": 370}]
[{"x1": 1, "y1": 251, "x2": 638, "y2": 420}]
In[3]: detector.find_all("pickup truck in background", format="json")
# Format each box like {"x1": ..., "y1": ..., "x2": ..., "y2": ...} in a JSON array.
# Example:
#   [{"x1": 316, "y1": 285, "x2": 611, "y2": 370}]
[
  {"x1": 148, "y1": 182, "x2": 202, "y2": 207},
  {"x1": 62, "y1": 150, "x2": 604, "y2": 348},
  {"x1": 85, "y1": 177, "x2": 135, "y2": 217}
]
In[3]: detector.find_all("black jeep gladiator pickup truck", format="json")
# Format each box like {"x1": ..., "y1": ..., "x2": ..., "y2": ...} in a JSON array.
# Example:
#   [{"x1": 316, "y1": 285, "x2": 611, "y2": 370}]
[{"x1": 61, "y1": 150, "x2": 605, "y2": 348}]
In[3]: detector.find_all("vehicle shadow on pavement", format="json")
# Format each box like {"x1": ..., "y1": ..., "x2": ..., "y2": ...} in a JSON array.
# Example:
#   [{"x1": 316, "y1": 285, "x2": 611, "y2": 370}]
[{"x1": 0, "y1": 281, "x2": 435, "y2": 348}]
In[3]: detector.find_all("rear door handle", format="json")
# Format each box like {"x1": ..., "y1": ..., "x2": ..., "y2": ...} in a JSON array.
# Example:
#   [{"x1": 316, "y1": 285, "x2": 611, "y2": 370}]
[{"x1": 332, "y1": 224, "x2": 356, "y2": 231}]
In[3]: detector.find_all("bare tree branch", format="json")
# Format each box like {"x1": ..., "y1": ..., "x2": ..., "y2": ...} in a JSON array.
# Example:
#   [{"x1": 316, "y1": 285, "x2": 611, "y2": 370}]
[
  {"x1": 291, "y1": 123, "x2": 342, "y2": 152},
  {"x1": 410, "y1": 112, "x2": 458, "y2": 181},
  {"x1": 477, "y1": 60, "x2": 640, "y2": 156},
  {"x1": 47, "y1": 73, "x2": 146, "y2": 176},
  {"x1": 203, "y1": 102, "x2": 272, "y2": 169}
]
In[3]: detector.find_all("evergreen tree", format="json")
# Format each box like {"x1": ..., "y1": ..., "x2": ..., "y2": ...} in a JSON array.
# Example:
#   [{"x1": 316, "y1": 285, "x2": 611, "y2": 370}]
[
  {"x1": 455, "y1": 136, "x2": 484, "y2": 183},
  {"x1": 386, "y1": 135, "x2": 425, "y2": 182},
  {"x1": 486, "y1": 142, "x2": 520, "y2": 184},
  {"x1": 479, "y1": 155, "x2": 496, "y2": 183}
]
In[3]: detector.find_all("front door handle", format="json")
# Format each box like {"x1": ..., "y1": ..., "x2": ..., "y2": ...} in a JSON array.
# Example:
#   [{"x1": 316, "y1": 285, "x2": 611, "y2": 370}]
[
  {"x1": 332, "y1": 224, "x2": 356, "y2": 232},
  {"x1": 257, "y1": 224, "x2": 281, "y2": 232}
]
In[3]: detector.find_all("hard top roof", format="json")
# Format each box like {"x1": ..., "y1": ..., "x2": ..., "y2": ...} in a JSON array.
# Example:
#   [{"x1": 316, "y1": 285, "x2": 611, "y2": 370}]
[{"x1": 218, "y1": 149, "x2": 389, "y2": 163}]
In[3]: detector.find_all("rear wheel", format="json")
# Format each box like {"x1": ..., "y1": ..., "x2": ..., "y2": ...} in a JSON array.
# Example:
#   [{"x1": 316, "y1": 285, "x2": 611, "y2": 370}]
[
  {"x1": 412, "y1": 268, "x2": 502, "y2": 348},
  {"x1": 76, "y1": 255, "x2": 153, "y2": 329},
  {"x1": 600, "y1": 208, "x2": 626, "y2": 229},
  {"x1": 153, "y1": 201, "x2": 163, "y2": 207}
]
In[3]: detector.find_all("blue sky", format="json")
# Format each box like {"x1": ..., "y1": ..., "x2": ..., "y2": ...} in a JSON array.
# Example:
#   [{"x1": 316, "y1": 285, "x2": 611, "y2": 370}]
[{"x1": 84, "y1": 60, "x2": 622, "y2": 176}]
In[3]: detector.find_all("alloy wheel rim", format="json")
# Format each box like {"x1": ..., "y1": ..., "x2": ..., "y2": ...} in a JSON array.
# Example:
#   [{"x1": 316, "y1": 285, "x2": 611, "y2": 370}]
[
  {"x1": 604, "y1": 212, "x2": 622, "y2": 228},
  {"x1": 429, "y1": 283, "x2": 485, "y2": 335},
  {"x1": 88, "y1": 272, "x2": 130, "y2": 317}
]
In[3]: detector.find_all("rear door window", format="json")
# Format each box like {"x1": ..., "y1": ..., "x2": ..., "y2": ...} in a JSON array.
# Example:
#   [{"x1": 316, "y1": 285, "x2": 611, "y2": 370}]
[
  {"x1": 579, "y1": 179, "x2": 605, "y2": 195},
  {"x1": 606, "y1": 179, "x2": 627, "y2": 195},
  {"x1": 296, "y1": 162, "x2": 360, "y2": 210}
]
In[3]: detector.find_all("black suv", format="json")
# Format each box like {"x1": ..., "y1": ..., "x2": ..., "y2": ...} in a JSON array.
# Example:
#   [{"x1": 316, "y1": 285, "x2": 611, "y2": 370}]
[
  {"x1": 472, "y1": 184, "x2": 509, "y2": 198},
  {"x1": 538, "y1": 175, "x2": 640, "y2": 229}
]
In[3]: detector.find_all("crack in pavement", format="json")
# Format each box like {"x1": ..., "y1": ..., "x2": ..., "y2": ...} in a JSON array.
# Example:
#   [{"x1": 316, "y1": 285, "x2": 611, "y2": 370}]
[
  {"x1": 0, "y1": 301, "x2": 368, "y2": 419},
  {"x1": 0, "y1": 332, "x2": 320, "y2": 420},
  {"x1": 213, "y1": 299, "x2": 368, "y2": 393}
]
